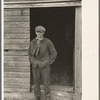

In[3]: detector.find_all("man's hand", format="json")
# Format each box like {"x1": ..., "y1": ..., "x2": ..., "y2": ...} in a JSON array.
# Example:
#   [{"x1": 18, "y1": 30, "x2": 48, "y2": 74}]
[
  {"x1": 33, "y1": 61, "x2": 38, "y2": 68},
  {"x1": 30, "y1": 57, "x2": 38, "y2": 68},
  {"x1": 39, "y1": 61, "x2": 49, "y2": 69}
]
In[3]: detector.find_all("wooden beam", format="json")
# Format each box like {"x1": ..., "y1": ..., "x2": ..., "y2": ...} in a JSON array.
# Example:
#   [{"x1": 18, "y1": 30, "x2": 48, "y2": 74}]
[
  {"x1": 4, "y1": 0, "x2": 80, "y2": 3},
  {"x1": 74, "y1": 7, "x2": 82, "y2": 100},
  {"x1": 4, "y1": 1, "x2": 81, "y2": 8}
]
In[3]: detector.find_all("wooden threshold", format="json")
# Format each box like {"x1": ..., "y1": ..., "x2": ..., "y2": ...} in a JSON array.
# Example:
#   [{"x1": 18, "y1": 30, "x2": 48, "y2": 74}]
[{"x1": 31, "y1": 85, "x2": 74, "y2": 92}]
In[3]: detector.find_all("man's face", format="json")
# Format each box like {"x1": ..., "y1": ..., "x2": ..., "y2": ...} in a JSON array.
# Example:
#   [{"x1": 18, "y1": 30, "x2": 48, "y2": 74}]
[{"x1": 35, "y1": 31, "x2": 44, "y2": 38}]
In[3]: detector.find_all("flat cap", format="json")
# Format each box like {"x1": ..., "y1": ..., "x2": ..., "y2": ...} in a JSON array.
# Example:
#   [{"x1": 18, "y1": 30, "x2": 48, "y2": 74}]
[{"x1": 35, "y1": 26, "x2": 46, "y2": 32}]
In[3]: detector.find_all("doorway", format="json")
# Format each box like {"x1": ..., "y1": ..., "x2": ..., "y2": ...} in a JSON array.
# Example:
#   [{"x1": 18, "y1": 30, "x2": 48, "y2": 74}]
[{"x1": 30, "y1": 7, "x2": 75, "y2": 86}]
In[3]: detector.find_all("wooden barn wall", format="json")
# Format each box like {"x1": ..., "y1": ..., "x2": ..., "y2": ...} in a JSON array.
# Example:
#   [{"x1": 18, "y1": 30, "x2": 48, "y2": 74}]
[{"x1": 4, "y1": 8, "x2": 30, "y2": 92}]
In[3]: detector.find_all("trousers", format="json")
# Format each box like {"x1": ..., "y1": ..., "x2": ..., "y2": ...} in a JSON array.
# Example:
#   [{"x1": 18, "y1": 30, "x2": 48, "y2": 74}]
[{"x1": 32, "y1": 64, "x2": 51, "y2": 97}]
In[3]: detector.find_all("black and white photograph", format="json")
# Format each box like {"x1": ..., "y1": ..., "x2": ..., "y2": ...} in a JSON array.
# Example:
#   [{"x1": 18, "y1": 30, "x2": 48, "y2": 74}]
[{"x1": 2, "y1": 0, "x2": 98, "y2": 100}]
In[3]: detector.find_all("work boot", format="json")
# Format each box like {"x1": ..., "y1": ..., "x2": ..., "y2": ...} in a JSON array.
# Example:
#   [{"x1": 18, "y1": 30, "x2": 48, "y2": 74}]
[
  {"x1": 36, "y1": 97, "x2": 40, "y2": 100},
  {"x1": 45, "y1": 96, "x2": 51, "y2": 100}
]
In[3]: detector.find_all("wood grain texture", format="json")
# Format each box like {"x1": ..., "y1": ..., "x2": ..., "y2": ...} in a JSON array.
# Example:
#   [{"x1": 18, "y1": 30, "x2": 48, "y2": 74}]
[
  {"x1": 4, "y1": 34, "x2": 30, "y2": 39},
  {"x1": 4, "y1": 1, "x2": 81, "y2": 8},
  {"x1": 4, "y1": 61, "x2": 30, "y2": 67},
  {"x1": 4, "y1": 56, "x2": 29, "y2": 62},
  {"x1": 4, "y1": 9, "x2": 21, "y2": 16},
  {"x1": 4, "y1": 83, "x2": 30, "y2": 89},
  {"x1": 4, "y1": 39, "x2": 30, "y2": 45},
  {"x1": 4, "y1": 45, "x2": 29, "y2": 50},
  {"x1": 4, "y1": 72, "x2": 30, "y2": 78},
  {"x1": 4, "y1": 0, "x2": 80, "y2": 2},
  {"x1": 4, "y1": 67, "x2": 30, "y2": 72},
  {"x1": 4, "y1": 50, "x2": 28, "y2": 55},
  {"x1": 4, "y1": 8, "x2": 30, "y2": 16},
  {"x1": 4, "y1": 22, "x2": 30, "y2": 28},
  {"x1": 4, "y1": 84, "x2": 30, "y2": 90},
  {"x1": 4, "y1": 28, "x2": 30, "y2": 34},
  {"x1": 4, "y1": 16, "x2": 29, "y2": 22},
  {"x1": 4, "y1": 77, "x2": 30, "y2": 84},
  {"x1": 74, "y1": 7, "x2": 82, "y2": 99},
  {"x1": 4, "y1": 88, "x2": 30, "y2": 92}
]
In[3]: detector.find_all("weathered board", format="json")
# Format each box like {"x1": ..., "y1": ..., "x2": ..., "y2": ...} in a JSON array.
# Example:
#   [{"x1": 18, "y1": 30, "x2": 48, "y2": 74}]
[
  {"x1": 4, "y1": 56, "x2": 29, "y2": 62},
  {"x1": 4, "y1": 39, "x2": 30, "y2": 45},
  {"x1": 74, "y1": 7, "x2": 82, "y2": 95},
  {"x1": 4, "y1": 67, "x2": 30, "y2": 72},
  {"x1": 4, "y1": 0, "x2": 80, "y2": 2},
  {"x1": 4, "y1": 16, "x2": 30, "y2": 22},
  {"x1": 4, "y1": 83, "x2": 30, "y2": 89},
  {"x1": 4, "y1": 45, "x2": 29, "y2": 50},
  {"x1": 4, "y1": 88, "x2": 30, "y2": 92},
  {"x1": 4, "y1": 10, "x2": 21, "y2": 16},
  {"x1": 4, "y1": 8, "x2": 30, "y2": 92},
  {"x1": 4, "y1": 2, "x2": 81, "y2": 8},
  {"x1": 4, "y1": 8, "x2": 30, "y2": 16},
  {"x1": 4, "y1": 34, "x2": 30, "y2": 39},
  {"x1": 4, "y1": 61, "x2": 30, "y2": 67},
  {"x1": 4, "y1": 77, "x2": 30, "y2": 84},
  {"x1": 4, "y1": 22, "x2": 30, "y2": 28},
  {"x1": 4, "y1": 28, "x2": 30, "y2": 34},
  {"x1": 4, "y1": 72, "x2": 30, "y2": 78}
]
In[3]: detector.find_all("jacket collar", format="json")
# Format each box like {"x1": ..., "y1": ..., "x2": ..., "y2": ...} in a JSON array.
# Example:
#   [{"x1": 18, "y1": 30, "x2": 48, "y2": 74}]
[
  {"x1": 32, "y1": 37, "x2": 45, "y2": 42},
  {"x1": 36, "y1": 37, "x2": 43, "y2": 41}
]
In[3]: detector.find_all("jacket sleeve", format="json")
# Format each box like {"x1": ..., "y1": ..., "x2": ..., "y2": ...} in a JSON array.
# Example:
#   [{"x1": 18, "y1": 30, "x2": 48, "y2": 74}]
[{"x1": 48, "y1": 40, "x2": 57, "y2": 64}]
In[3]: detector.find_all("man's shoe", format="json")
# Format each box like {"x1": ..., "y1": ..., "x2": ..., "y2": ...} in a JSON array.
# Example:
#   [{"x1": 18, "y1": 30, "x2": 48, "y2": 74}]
[
  {"x1": 36, "y1": 97, "x2": 40, "y2": 100},
  {"x1": 45, "y1": 96, "x2": 51, "y2": 100}
]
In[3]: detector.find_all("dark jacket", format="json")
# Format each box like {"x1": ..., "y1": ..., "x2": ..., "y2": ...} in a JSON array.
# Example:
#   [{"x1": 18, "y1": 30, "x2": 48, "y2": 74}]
[{"x1": 28, "y1": 37, "x2": 57, "y2": 68}]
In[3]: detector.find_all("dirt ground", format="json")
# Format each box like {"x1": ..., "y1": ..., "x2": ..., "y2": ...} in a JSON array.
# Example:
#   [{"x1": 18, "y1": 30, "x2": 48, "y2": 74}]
[{"x1": 4, "y1": 90, "x2": 74, "y2": 100}]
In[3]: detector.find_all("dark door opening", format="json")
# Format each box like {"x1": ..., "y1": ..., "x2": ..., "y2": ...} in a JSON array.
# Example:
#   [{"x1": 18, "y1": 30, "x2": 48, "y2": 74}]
[{"x1": 30, "y1": 7, "x2": 75, "y2": 86}]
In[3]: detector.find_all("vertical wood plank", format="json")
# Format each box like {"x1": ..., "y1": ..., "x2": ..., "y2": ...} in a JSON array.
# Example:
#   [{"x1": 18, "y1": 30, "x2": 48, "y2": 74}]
[{"x1": 74, "y1": 7, "x2": 82, "y2": 100}]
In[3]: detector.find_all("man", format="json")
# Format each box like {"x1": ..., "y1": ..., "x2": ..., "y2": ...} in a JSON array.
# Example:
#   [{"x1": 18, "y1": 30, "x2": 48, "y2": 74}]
[{"x1": 28, "y1": 26, "x2": 57, "y2": 100}]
